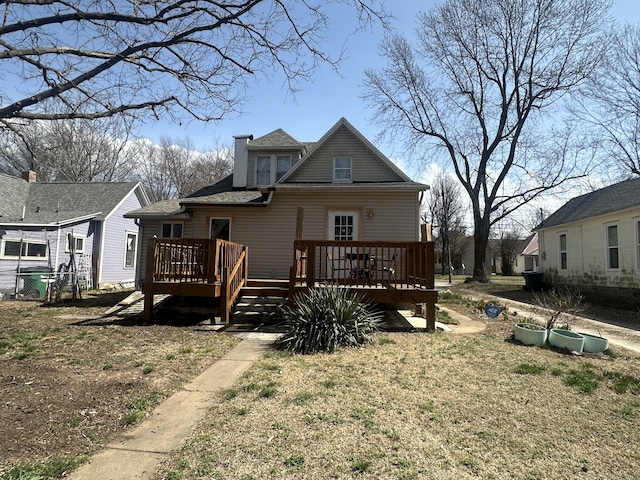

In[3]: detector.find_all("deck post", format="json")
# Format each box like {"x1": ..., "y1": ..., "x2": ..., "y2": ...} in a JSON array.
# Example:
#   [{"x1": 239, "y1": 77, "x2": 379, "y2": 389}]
[
  {"x1": 221, "y1": 266, "x2": 231, "y2": 324},
  {"x1": 425, "y1": 301, "x2": 436, "y2": 331},
  {"x1": 143, "y1": 292, "x2": 153, "y2": 323}
]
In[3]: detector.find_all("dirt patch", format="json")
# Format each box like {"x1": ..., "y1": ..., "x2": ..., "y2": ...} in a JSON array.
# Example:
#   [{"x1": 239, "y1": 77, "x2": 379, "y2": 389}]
[{"x1": 0, "y1": 292, "x2": 239, "y2": 474}]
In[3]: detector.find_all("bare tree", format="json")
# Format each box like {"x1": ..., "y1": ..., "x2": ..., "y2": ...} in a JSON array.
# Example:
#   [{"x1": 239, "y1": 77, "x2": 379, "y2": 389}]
[
  {"x1": 579, "y1": 23, "x2": 640, "y2": 177},
  {"x1": 497, "y1": 231, "x2": 521, "y2": 276},
  {"x1": 363, "y1": 0, "x2": 610, "y2": 281},
  {"x1": 425, "y1": 171, "x2": 467, "y2": 281},
  {"x1": 0, "y1": 117, "x2": 138, "y2": 181},
  {"x1": 0, "y1": 0, "x2": 386, "y2": 125},
  {"x1": 136, "y1": 136, "x2": 232, "y2": 202}
]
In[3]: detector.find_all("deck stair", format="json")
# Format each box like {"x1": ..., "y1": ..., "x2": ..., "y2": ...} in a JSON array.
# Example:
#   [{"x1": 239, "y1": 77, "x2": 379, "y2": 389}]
[
  {"x1": 241, "y1": 279, "x2": 290, "y2": 297},
  {"x1": 231, "y1": 294, "x2": 287, "y2": 327}
]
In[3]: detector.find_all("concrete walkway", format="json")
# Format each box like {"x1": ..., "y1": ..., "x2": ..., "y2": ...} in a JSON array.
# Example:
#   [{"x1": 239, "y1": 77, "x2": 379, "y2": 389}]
[{"x1": 68, "y1": 333, "x2": 279, "y2": 480}]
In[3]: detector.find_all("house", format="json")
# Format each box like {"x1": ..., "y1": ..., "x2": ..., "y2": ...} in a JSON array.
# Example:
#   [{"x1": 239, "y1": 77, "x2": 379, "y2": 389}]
[
  {"x1": 536, "y1": 177, "x2": 640, "y2": 306},
  {"x1": 521, "y1": 233, "x2": 539, "y2": 272},
  {"x1": 126, "y1": 118, "x2": 437, "y2": 325},
  {"x1": 127, "y1": 117, "x2": 429, "y2": 282},
  {"x1": 0, "y1": 171, "x2": 149, "y2": 296}
]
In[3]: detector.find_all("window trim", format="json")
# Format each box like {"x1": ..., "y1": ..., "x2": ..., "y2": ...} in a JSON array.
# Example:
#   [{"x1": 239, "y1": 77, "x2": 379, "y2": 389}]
[
  {"x1": 160, "y1": 222, "x2": 184, "y2": 238},
  {"x1": 209, "y1": 217, "x2": 232, "y2": 241},
  {"x1": 605, "y1": 222, "x2": 620, "y2": 270},
  {"x1": 276, "y1": 155, "x2": 291, "y2": 181},
  {"x1": 333, "y1": 157, "x2": 352, "y2": 183},
  {"x1": 326, "y1": 209, "x2": 361, "y2": 241},
  {"x1": 124, "y1": 231, "x2": 137, "y2": 269},
  {"x1": 558, "y1": 232, "x2": 567, "y2": 271},
  {"x1": 255, "y1": 155, "x2": 271, "y2": 186},
  {"x1": 1, "y1": 238, "x2": 48, "y2": 260},
  {"x1": 65, "y1": 234, "x2": 86, "y2": 254}
]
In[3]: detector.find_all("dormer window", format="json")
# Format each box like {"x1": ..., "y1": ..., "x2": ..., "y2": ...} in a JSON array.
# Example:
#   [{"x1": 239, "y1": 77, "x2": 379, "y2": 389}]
[
  {"x1": 333, "y1": 157, "x2": 352, "y2": 182},
  {"x1": 255, "y1": 154, "x2": 292, "y2": 185},
  {"x1": 276, "y1": 156, "x2": 291, "y2": 180},
  {"x1": 256, "y1": 156, "x2": 271, "y2": 186}
]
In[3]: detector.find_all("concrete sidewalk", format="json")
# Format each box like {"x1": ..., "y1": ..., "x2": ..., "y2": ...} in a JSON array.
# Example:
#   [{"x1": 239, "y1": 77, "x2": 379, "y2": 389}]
[{"x1": 68, "y1": 333, "x2": 279, "y2": 480}]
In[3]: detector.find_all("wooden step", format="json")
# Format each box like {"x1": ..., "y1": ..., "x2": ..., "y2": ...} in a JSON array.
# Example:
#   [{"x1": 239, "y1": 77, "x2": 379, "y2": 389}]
[{"x1": 241, "y1": 286, "x2": 289, "y2": 297}]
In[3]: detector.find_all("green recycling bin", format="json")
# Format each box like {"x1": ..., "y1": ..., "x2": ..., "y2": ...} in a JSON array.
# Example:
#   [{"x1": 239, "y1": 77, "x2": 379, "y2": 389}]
[{"x1": 18, "y1": 267, "x2": 52, "y2": 299}]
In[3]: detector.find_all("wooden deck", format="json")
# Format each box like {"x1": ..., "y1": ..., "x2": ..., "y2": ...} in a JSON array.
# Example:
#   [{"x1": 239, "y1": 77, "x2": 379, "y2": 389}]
[
  {"x1": 142, "y1": 238, "x2": 247, "y2": 323},
  {"x1": 142, "y1": 239, "x2": 438, "y2": 330},
  {"x1": 289, "y1": 240, "x2": 438, "y2": 329}
]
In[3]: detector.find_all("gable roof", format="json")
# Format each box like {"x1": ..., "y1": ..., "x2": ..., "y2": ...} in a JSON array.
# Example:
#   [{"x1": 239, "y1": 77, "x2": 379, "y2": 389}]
[
  {"x1": 277, "y1": 117, "x2": 414, "y2": 185},
  {"x1": 537, "y1": 177, "x2": 640, "y2": 230},
  {"x1": 247, "y1": 128, "x2": 305, "y2": 151},
  {"x1": 0, "y1": 173, "x2": 148, "y2": 226}
]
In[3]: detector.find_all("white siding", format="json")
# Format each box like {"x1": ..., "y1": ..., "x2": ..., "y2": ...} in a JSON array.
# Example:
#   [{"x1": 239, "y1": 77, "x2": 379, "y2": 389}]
[{"x1": 538, "y1": 207, "x2": 640, "y2": 288}]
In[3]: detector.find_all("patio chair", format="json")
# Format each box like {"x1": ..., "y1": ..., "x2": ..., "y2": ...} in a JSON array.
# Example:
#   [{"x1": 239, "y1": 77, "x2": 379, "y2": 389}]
[
  {"x1": 327, "y1": 252, "x2": 351, "y2": 280},
  {"x1": 371, "y1": 254, "x2": 396, "y2": 284}
]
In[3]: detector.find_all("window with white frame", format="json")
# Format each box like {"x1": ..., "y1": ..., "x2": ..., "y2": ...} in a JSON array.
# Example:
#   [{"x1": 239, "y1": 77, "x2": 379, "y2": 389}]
[
  {"x1": 606, "y1": 224, "x2": 620, "y2": 269},
  {"x1": 161, "y1": 222, "x2": 183, "y2": 238},
  {"x1": 328, "y1": 211, "x2": 359, "y2": 241},
  {"x1": 256, "y1": 156, "x2": 271, "y2": 185},
  {"x1": 276, "y1": 155, "x2": 291, "y2": 180},
  {"x1": 1, "y1": 239, "x2": 48, "y2": 259},
  {"x1": 333, "y1": 157, "x2": 352, "y2": 182},
  {"x1": 559, "y1": 233, "x2": 567, "y2": 270},
  {"x1": 125, "y1": 232, "x2": 137, "y2": 269},
  {"x1": 210, "y1": 218, "x2": 231, "y2": 241},
  {"x1": 65, "y1": 234, "x2": 85, "y2": 254}
]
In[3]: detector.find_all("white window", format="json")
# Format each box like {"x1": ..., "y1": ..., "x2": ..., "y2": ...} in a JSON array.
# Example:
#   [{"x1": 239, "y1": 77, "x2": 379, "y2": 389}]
[
  {"x1": 1, "y1": 239, "x2": 48, "y2": 259},
  {"x1": 65, "y1": 234, "x2": 85, "y2": 254},
  {"x1": 210, "y1": 218, "x2": 231, "y2": 241},
  {"x1": 606, "y1": 224, "x2": 620, "y2": 270},
  {"x1": 161, "y1": 222, "x2": 183, "y2": 238},
  {"x1": 559, "y1": 233, "x2": 567, "y2": 270},
  {"x1": 333, "y1": 157, "x2": 352, "y2": 182},
  {"x1": 328, "y1": 211, "x2": 359, "y2": 241},
  {"x1": 276, "y1": 156, "x2": 291, "y2": 181},
  {"x1": 125, "y1": 232, "x2": 137, "y2": 269},
  {"x1": 256, "y1": 156, "x2": 271, "y2": 186}
]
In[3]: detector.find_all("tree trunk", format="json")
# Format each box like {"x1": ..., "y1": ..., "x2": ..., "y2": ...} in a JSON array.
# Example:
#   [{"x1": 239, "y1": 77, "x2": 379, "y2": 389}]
[{"x1": 472, "y1": 215, "x2": 490, "y2": 282}]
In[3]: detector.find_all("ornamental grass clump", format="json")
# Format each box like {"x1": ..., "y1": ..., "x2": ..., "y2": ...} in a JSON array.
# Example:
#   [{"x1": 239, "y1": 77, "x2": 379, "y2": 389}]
[{"x1": 276, "y1": 286, "x2": 383, "y2": 354}]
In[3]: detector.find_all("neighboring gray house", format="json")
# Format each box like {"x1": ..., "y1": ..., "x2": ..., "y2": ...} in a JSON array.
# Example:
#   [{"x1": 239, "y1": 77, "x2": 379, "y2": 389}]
[
  {"x1": 0, "y1": 171, "x2": 149, "y2": 295},
  {"x1": 536, "y1": 177, "x2": 640, "y2": 306},
  {"x1": 126, "y1": 117, "x2": 429, "y2": 283}
]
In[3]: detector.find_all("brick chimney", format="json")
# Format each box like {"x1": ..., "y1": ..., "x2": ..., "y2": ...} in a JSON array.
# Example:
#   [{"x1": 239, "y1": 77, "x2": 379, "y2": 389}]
[{"x1": 21, "y1": 170, "x2": 37, "y2": 183}]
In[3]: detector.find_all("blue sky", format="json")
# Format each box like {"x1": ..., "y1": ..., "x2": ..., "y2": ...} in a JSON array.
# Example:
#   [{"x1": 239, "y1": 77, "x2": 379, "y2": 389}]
[{"x1": 137, "y1": 0, "x2": 640, "y2": 176}]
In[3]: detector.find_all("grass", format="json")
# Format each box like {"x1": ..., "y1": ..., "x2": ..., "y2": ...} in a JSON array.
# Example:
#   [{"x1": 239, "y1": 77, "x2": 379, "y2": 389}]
[
  {"x1": 0, "y1": 455, "x2": 87, "y2": 480},
  {"x1": 155, "y1": 330, "x2": 640, "y2": 480}
]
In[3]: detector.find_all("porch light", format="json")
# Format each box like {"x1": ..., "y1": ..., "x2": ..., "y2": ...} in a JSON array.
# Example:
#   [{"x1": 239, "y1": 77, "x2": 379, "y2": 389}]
[{"x1": 368, "y1": 209, "x2": 374, "y2": 218}]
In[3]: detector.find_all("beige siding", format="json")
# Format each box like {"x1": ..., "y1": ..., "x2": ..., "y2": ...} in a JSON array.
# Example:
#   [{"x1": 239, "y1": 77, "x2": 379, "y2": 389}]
[
  {"x1": 287, "y1": 126, "x2": 404, "y2": 183},
  {"x1": 539, "y1": 207, "x2": 640, "y2": 288},
  {"x1": 162, "y1": 189, "x2": 422, "y2": 279},
  {"x1": 137, "y1": 218, "x2": 193, "y2": 285}
]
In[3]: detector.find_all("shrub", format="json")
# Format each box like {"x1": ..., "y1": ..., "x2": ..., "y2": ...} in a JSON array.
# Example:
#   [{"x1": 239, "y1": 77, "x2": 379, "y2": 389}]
[{"x1": 276, "y1": 286, "x2": 383, "y2": 354}]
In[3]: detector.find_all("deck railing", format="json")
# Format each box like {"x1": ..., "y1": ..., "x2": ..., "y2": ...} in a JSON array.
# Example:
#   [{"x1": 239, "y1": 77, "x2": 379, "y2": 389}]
[
  {"x1": 144, "y1": 238, "x2": 248, "y2": 323},
  {"x1": 291, "y1": 240, "x2": 435, "y2": 290}
]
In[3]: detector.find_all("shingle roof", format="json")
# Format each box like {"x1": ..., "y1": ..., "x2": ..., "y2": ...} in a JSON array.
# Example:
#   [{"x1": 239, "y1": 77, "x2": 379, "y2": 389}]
[
  {"x1": 0, "y1": 173, "x2": 143, "y2": 225},
  {"x1": 247, "y1": 128, "x2": 304, "y2": 150},
  {"x1": 537, "y1": 177, "x2": 640, "y2": 230},
  {"x1": 125, "y1": 175, "x2": 267, "y2": 217},
  {"x1": 182, "y1": 175, "x2": 265, "y2": 204}
]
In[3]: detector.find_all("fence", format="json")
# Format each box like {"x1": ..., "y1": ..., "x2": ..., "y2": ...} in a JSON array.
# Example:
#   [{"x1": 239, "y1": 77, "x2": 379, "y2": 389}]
[{"x1": 0, "y1": 268, "x2": 91, "y2": 301}]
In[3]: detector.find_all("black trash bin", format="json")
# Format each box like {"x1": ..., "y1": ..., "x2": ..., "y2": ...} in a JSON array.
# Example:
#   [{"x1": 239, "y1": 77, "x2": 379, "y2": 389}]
[
  {"x1": 17, "y1": 266, "x2": 53, "y2": 299},
  {"x1": 522, "y1": 272, "x2": 544, "y2": 292}
]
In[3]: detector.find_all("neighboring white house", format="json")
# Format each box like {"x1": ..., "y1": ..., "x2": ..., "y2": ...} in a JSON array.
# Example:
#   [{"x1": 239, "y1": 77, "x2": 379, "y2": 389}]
[{"x1": 535, "y1": 177, "x2": 640, "y2": 306}]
